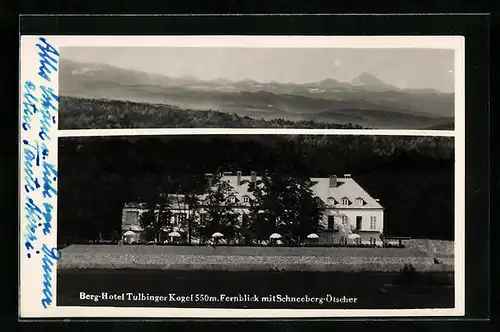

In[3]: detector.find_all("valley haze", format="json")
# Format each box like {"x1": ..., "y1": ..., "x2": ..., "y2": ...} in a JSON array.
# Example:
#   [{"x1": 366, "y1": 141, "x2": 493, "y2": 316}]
[{"x1": 59, "y1": 48, "x2": 455, "y2": 130}]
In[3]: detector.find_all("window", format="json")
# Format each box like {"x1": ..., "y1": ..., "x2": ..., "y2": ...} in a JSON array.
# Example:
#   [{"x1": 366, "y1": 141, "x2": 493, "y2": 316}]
[
  {"x1": 327, "y1": 197, "x2": 335, "y2": 205},
  {"x1": 229, "y1": 196, "x2": 236, "y2": 203},
  {"x1": 174, "y1": 213, "x2": 187, "y2": 225},
  {"x1": 243, "y1": 196, "x2": 250, "y2": 203},
  {"x1": 327, "y1": 216, "x2": 334, "y2": 229},
  {"x1": 341, "y1": 215, "x2": 348, "y2": 223},
  {"x1": 356, "y1": 198, "x2": 364, "y2": 206},
  {"x1": 125, "y1": 211, "x2": 139, "y2": 224},
  {"x1": 370, "y1": 216, "x2": 377, "y2": 230},
  {"x1": 341, "y1": 198, "x2": 350, "y2": 205}
]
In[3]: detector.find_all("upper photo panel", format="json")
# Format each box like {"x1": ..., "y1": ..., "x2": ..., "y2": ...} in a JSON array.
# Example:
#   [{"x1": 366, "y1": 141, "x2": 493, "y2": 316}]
[{"x1": 59, "y1": 46, "x2": 455, "y2": 130}]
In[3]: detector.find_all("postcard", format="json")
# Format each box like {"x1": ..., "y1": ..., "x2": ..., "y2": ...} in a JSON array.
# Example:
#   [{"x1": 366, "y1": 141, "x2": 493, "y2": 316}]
[{"x1": 19, "y1": 35, "x2": 465, "y2": 318}]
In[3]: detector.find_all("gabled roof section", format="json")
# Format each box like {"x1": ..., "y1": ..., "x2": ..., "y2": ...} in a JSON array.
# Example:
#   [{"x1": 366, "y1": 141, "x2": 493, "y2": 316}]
[
  {"x1": 221, "y1": 175, "x2": 263, "y2": 200},
  {"x1": 309, "y1": 177, "x2": 383, "y2": 209},
  {"x1": 222, "y1": 175, "x2": 382, "y2": 208},
  {"x1": 124, "y1": 202, "x2": 148, "y2": 209}
]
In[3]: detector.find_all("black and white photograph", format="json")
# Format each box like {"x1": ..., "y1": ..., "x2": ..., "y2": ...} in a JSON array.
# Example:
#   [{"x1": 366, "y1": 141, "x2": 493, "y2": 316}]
[
  {"x1": 20, "y1": 34, "x2": 467, "y2": 319},
  {"x1": 56, "y1": 134, "x2": 455, "y2": 309},
  {"x1": 58, "y1": 47, "x2": 455, "y2": 130}
]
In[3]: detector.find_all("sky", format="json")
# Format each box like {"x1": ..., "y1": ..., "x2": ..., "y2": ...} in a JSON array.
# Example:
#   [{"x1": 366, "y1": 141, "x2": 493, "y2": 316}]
[{"x1": 61, "y1": 47, "x2": 455, "y2": 93}]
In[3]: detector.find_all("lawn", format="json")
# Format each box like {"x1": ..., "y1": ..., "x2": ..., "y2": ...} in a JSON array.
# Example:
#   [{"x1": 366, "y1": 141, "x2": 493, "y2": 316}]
[{"x1": 58, "y1": 245, "x2": 454, "y2": 272}]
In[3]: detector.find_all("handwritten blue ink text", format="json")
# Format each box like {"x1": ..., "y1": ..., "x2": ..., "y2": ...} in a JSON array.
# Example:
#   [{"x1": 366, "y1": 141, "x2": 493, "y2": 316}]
[
  {"x1": 36, "y1": 38, "x2": 59, "y2": 83},
  {"x1": 38, "y1": 86, "x2": 59, "y2": 141},
  {"x1": 40, "y1": 244, "x2": 61, "y2": 309},
  {"x1": 22, "y1": 81, "x2": 38, "y2": 131}
]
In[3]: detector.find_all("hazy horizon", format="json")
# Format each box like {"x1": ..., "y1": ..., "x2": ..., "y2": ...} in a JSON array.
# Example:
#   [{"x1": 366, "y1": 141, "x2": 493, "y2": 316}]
[{"x1": 61, "y1": 47, "x2": 455, "y2": 93}]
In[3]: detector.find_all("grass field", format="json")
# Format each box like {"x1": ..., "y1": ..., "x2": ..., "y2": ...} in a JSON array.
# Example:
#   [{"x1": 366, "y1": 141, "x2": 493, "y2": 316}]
[{"x1": 58, "y1": 245, "x2": 454, "y2": 272}]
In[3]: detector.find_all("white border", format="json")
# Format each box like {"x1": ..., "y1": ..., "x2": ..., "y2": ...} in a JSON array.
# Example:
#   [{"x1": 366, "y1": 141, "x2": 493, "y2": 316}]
[
  {"x1": 38, "y1": 35, "x2": 463, "y2": 49},
  {"x1": 19, "y1": 35, "x2": 465, "y2": 318},
  {"x1": 58, "y1": 129, "x2": 456, "y2": 137}
]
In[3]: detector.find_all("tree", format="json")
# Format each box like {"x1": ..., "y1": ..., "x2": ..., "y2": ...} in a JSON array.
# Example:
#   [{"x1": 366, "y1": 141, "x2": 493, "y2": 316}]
[
  {"x1": 199, "y1": 175, "x2": 239, "y2": 242},
  {"x1": 247, "y1": 177, "x2": 276, "y2": 242},
  {"x1": 250, "y1": 172, "x2": 325, "y2": 244},
  {"x1": 169, "y1": 191, "x2": 200, "y2": 243},
  {"x1": 185, "y1": 192, "x2": 201, "y2": 243},
  {"x1": 139, "y1": 197, "x2": 173, "y2": 244}
]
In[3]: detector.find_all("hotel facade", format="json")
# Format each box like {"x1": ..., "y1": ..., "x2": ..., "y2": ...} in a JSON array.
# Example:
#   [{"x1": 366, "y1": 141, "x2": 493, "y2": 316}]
[{"x1": 121, "y1": 172, "x2": 385, "y2": 246}]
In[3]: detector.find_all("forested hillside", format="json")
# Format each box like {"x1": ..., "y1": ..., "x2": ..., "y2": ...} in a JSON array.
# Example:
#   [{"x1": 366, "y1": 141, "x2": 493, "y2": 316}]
[
  {"x1": 59, "y1": 96, "x2": 364, "y2": 129},
  {"x1": 58, "y1": 135, "x2": 454, "y2": 244}
]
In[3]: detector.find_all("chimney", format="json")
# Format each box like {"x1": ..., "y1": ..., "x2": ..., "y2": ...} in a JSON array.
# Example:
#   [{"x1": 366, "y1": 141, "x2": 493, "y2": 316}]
[
  {"x1": 205, "y1": 173, "x2": 213, "y2": 189},
  {"x1": 250, "y1": 171, "x2": 257, "y2": 183},
  {"x1": 329, "y1": 175, "x2": 337, "y2": 188},
  {"x1": 344, "y1": 174, "x2": 351, "y2": 178},
  {"x1": 375, "y1": 199, "x2": 380, "y2": 202},
  {"x1": 237, "y1": 171, "x2": 242, "y2": 186}
]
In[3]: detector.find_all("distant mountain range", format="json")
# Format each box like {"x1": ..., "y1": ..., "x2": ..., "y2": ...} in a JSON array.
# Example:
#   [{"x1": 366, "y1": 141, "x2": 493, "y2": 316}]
[{"x1": 59, "y1": 60, "x2": 455, "y2": 129}]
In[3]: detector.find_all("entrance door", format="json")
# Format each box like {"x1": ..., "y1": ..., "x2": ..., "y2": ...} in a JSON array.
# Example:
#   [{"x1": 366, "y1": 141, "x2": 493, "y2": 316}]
[{"x1": 356, "y1": 216, "x2": 362, "y2": 230}]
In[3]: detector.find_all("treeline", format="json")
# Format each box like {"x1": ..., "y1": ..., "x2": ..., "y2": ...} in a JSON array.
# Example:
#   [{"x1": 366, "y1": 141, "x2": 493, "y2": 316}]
[
  {"x1": 58, "y1": 135, "x2": 454, "y2": 244},
  {"x1": 138, "y1": 173, "x2": 324, "y2": 245},
  {"x1": 59, "y1": 96, "x2": 364, "y2": 129}
]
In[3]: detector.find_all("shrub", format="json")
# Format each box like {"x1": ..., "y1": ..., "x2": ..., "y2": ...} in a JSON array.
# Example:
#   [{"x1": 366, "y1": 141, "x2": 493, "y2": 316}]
[{"x1": 394, "y1": 263, "x2": 420, "y2": 286}]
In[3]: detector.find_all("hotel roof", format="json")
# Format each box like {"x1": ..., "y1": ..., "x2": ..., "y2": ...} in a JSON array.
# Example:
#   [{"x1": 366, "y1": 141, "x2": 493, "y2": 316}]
[{"x1": 220, "y1": 174, "x2": 383, "y2": 209}]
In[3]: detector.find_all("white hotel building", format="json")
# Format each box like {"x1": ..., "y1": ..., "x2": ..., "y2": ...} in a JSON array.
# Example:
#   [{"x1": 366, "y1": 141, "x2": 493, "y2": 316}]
[{"x1": 121, "y1": 172, "x2": 384, "y2": 246}]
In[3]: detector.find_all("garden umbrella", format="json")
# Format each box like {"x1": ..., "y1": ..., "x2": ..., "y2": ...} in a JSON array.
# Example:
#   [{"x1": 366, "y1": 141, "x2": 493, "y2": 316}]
[
  {"x1": 348, "y1": 233, "x2": 361, "y2": 245},
  {"x1": 269, "y1": 233, "x2": 281, "y2": 246},
  {"x1": 168, "y1": 231, "x2": 181, "y2": 244},
  {"x1": 211, "y1": 232, "x2": 224, "y2": 246},
  {"x1": 123, "y1": 230, "x2": 135, "y2": 244},
  {"x1": 307, "y1": 233, "x2": 319, "y2": 239}
]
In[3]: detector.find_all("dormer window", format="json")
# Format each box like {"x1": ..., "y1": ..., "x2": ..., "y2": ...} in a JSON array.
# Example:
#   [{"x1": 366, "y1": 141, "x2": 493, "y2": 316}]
[
  {"x1": 341, "y1": 197, "x2": 350, "y2": 205},
  {"x1": 355, "y1": 198, "x2": 364, "y2": 206},
  {"x1": 243, "y1": 196, "x2": 250, "y2": 203},
  {"x1": 327, "y1": 197, "x2": 335, "y2": 205}
]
